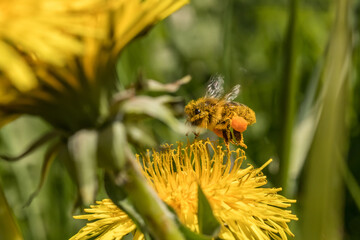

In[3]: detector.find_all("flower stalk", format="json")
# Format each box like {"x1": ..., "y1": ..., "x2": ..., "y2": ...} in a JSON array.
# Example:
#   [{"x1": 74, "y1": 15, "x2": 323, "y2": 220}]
[{"x1": 106, "y1": 157, "x2": 185, "y2": 240}]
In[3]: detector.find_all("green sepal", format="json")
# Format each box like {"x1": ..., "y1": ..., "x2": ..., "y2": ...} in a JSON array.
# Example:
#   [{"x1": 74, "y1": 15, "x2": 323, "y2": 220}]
[
  {"x1": 55, "y1": 145, "x2": 88, "y2": 211},
  {"x1": 126, "y1": 123, "x2": 156, "y2": 147},
  {"x1": 57, "y1": 144, "x2": 76, "y2": 184},
  {"x1": 0, "y1": 131, "x2": 59, "y2": 161},
  {"x1": 97, "y1": 122, "x2": 126, "y2": 170},
  {"x1": 24, "y1": 141, "x2": 61, "y2": 207},
  {"x1": 198, "y1": 184, "x2": 221, "y2": 237},
  {"x1": 66, "y1": 129, "x2": 98, "y2": 205}
]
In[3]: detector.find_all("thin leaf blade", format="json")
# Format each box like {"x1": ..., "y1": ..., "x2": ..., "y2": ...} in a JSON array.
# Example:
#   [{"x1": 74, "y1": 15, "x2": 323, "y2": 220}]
[{"x1": 198, "y1": 184, "x2": 221, "y2": 237}]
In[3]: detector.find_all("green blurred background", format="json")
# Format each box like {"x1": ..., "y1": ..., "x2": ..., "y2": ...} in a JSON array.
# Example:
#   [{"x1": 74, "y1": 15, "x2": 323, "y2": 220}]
[{"x1": 1, "y1": 0, "x2": 359, "y2": 239}]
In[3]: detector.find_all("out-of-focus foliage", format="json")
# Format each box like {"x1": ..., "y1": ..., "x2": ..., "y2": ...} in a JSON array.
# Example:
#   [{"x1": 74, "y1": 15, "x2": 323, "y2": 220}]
[{"x1": 1, "y1": 0, "x2": 360, "y2": 239}]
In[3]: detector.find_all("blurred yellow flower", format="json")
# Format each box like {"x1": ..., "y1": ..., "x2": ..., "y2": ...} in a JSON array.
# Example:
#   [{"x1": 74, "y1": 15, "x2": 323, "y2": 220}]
[
  {"x1": 0, "y1": 0, "x2": 103, "y2": 97},
  {"x1": 72, "y1": 140, "x2": 297, "y2": 240},
  {"x1": 0, "y1": 0, "x2": 188, "y2": 131}
]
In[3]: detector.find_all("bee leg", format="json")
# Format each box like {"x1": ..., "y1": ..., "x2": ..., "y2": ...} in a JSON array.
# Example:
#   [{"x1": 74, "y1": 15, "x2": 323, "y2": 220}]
[
  {"x1": 221, "y1": 129, "x2": 230, "y2": 153},
  {"x1": 233, "y1": 130, "x2": 247, "y2": 149},
  {"x1": 217, "y1": 118, "x2": 231, "y2": 130},
  {"x1": 225, "y1": 142, "x2": 230, "y2": 154},
  {"x1": 222, "y1": 129, "x2": 229, "y2": 143},
  {"x1": 193, "y1": 131, "x2": 200, "y2": 138}
]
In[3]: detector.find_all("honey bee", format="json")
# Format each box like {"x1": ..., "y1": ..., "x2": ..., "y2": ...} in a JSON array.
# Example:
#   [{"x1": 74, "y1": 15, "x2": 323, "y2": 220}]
[{"x1": 185, "y1": 75, "x2": 256, "y2": 148}]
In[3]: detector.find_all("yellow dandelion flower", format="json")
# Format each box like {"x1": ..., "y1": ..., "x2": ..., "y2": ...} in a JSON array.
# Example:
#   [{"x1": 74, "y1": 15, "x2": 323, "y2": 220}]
[
  {"x1": 0, "y1": 0, "x2": 188, "y2": 131},
  {"x1": 72, "y1": 140, "x2": 297, "y2": 240},
  {"x1": 72, "y1": 199, "x2": 136, "y2": 239},
  {"x1": 0, "y1": 0, "x2": 103, "y2": 96}
]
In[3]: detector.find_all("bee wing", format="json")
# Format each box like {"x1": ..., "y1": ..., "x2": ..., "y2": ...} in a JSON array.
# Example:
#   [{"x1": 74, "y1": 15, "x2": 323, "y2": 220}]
[
  {"x1": 205, "y1": 74, "x2": 224, "y2": 98},
  {"x1": 224, "y1": 84, "x2": 240, "y2": 101}
]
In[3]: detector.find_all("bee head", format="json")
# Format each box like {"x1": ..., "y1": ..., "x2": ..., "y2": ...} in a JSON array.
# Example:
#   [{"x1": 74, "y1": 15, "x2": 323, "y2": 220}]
[{"x1": 184, "y1": 98, "x2": 215, "y2": 127}]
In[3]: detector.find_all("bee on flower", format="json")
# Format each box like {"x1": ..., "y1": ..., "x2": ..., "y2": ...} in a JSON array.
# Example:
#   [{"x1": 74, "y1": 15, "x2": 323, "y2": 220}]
[{"x1": 185, "y1": 75, "x2": 256, "y2": 148}]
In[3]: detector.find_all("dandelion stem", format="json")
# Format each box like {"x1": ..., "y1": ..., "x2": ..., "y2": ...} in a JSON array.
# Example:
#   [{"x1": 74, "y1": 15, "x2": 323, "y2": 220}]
[
  {"x1": 279, "y1": 0, "x2": 299, "y2": 193},
  {"x1": 110, "y1": 152, "x2": 185, "y2": 240}
]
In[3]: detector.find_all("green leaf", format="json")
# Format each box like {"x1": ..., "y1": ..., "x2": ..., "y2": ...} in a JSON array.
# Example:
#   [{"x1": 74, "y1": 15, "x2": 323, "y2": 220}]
[
  {"x1": 165, "y1": 204, "x2": 214, "y2": 240},
  {"x1": 67, "y1": 130, "x2": 98, "y2": 205},
  {"x1": 97, "y1": 122, "x2": 126, "y2": 170},
  {"x1": 302, "y1": 0, "x2": 352, "y2": 239},
  {"x1": 179, "y1": 224, "x2": 213, "y2": 240},
  {"x1": 0, "y1": 183, "x2": 23, "y2": 240},
  {"x1": 198, "y1": 184, "x2": 221, "y2": 237}
]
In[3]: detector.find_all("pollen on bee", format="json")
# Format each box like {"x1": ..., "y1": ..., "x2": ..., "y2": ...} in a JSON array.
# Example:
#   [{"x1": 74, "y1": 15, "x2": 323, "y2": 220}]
[
  {"x1": 212, "y1": 129, "x2": 223, "y2": 138},
  {"x1": 231, "y1": 116, "x2": 248, "y2": 132}
]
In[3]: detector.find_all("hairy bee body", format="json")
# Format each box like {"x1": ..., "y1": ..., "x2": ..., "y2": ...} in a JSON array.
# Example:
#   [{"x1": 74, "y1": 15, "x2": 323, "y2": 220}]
[{"x1": 185, "y1": 76, "x2": 256, "y2": 148}]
